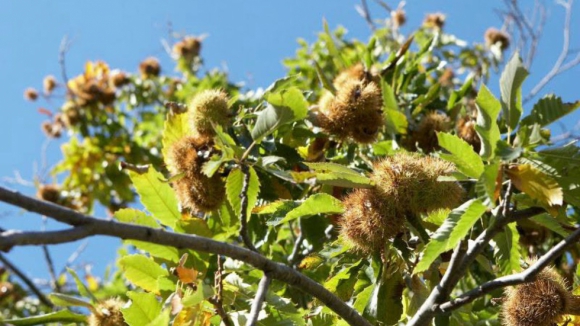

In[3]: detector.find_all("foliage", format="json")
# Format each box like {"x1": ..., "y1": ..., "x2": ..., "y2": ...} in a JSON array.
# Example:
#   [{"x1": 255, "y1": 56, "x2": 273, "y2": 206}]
[{"x1": 5, "y1": 5, "x2": 580, "y2": 326}]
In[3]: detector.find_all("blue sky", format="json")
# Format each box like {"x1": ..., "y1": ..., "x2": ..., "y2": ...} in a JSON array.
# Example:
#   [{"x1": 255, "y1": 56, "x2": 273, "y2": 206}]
[{"x1": 1, "y1": 1, "x2": 579, "y2": 285}]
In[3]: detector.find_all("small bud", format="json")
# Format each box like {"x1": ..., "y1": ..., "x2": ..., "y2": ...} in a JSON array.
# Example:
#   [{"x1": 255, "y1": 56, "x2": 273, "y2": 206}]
[
  {"x1": 173, "y1": 36, "x2": 202, "y2": 60},
  {"x1": 36, "y1": 184, "x2": 60, "y2": 204},
  {"x1": 139, "y1": 57, "x2": 161, "y2": 79},
  {"x1": 24, "y1": 88, "x2": 39, "y2": 101},
  {"x1": 43, "y1": 75, "x2": 57, "y2": 94},
  {"x1": 110, "y1": 71, "x2": 130, "y2": 88},
  {"x1": 485, "y1": 27, "x2": 510, "y2": 51},
  {"x1": 391, "y1": 9, "x2": 406, "y2": 28},
  {"x1": 423, "y1": 13, "x2": 446, "y2": 30}
]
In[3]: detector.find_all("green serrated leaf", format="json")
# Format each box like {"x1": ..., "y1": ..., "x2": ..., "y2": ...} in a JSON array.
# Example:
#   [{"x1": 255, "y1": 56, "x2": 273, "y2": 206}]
[
  {"x1": 314, "y1": 60, "x2": 337, "y2": 95},
  {"x1": 521, "y1": 95, "x2": 580, "y2": 127},
  {"x1": 119, "y1": 255, "x2": 168, "y2": 293},
  {"x1": 147, "y1": 309, "x2": 170, "y2": 326},
  {"x1": 499, "y1": 52, "x2": 529, "y2": 130},
  {"x1": 129, "y1": 166, "x2": 180, "y2": 229},
  {"x1": 253, "y1": 200, "x2": 298, "y2": 215},
  {"x1": 493, "y1": 223, "x2": 522, "y2": 276},
  {"x1": 251, "y1": 88, "x2": 307, "y2": 142},
  {"x1": 530, "y1": 214, "x2": 570, "y2": 237},
  {"x1": 67, "y1": 267, "x2": 97, "y2": 302},
  {"x1": 5, "y1": 310, "x2": 87, "y2": 325},
  {"x1": 475, "y1": 84, "x2": 501, "y2": 159},
  {"x1": 477, "y1": 162, "x2": 501, "y2": 205},
  {"x1": 264, "y1": 74, "x2": 300, "y2": 95},
  {"x1": 414, "y1": 200, "x2": 486, "y2": 274},
  {"x1": 303, "y1": 162, "x2": 374, "y2": 188},
  {"x1": 114, "y1": 208, "x2": 160, "y2": 229},
  {"x1": 226, "y1": 167, "x2": 260, "y2": 218},
  {"x1": 364, "y1": 269, "x2": 404, "y2": 325},
  {"x1": 385, "y1": 108, "x2": 408, "y2": 135},
  {"x1": 125, "y1": 240, "x2": 180, "y2": 263},
  {"x1": 49, "y1": 293, "x2": 93, "y2": 309},
  {"x1": 121, "y1": 291, "x2": 162, "y2": 326},
  {"x1": 267, "y1": 193, "x2": 343, "y2": 226},
  {"x1": 324, "y1": 260, "x2": 365, "y2": 300},
  {"x1": 437, "y1": 132, "x2": 484, "y2": 178}
]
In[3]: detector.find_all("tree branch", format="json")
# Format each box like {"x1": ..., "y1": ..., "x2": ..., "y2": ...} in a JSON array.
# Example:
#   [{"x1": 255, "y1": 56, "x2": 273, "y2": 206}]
[
  {"x1": 524, "y1": 0, "x2": 578, "y2": 103},
  {"x1": 438, "y1": 224, "x2": 580, "y2": 312},
  {"x1": 356, "y1": 0, "x2": 376, "y2": 31},
  {"x1": 0, "y1": 252, "x2": 54, "y2": 308},
  {"x1": 408, "y1": 195, "x2": 545, "y2": 326},
  {"x1": 0, "y1": 186, "x2": 371, "y2": 326},
  {"x1": 248, "y1": 273, "x2": 272, "y2": 326}
]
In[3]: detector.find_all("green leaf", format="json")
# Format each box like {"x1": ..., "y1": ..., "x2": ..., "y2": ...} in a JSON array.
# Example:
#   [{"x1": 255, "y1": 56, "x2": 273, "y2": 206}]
[
  {"x1": 324, "y1": 260, "x2": 365, "y2": 300},
  {"x1": 352, "y1": 284, "x2": 375, "y2": 313},
  {"x1": 414, "y1": 200, "x2": 487, "y2": 274},
  {"x1": 314, "y1": 60, "x2": 336, "y2": 94},
  {"x1": 114, "y1": 208, "x2": 160, "y2": 229},
  {"x1": 264, "y1": 74, "x2": 300, "y2": 95},
  {"x1": 477, "y1": 162, "x2": 501, "y2": 205},
  {"x1": 304, "y1": 162, "x2": 373, "y2": 188},
  {"x1": 162, "y1": 112, "x2": 190, "y2": 173},
  {"x1": 521, "y1": 95, "x2": 580, "y2": 127},
  {"x1": 5, "y1": 310, "x2": 87, "y2": 325},
  {"x1": 499, "y1": 52, "x2": 529, "y2": 130},
  {"x1": 372, "y1": 140, "x2": 398, "y2": 156},
  {"x1": 147, "y1": 309, "x2": 170, "y2": 326},
  {"x1": 437, "y1": 132, "x2": 484, "y2": 178},
  {"x1": 226, "y1": 167, "x2": 260, "y2": 217},
  {"x1": 267, "y1": 193, "x2": 343, "y2": 226},
  {"x1": 493, "y1": 223, "x2": 522, "y2": 276},
  {"x1": 322, "y1": 18, "x2": 345, "y2": 69},
  {"x1": 495, "y1": 140, "x2": 523, "y2": 161},
  {"x1": 385, "y1": 109, "x2": 408, "y2": 135},
  {"x1": 129, "y1": 166, "x2": 180, "y2": 229},
  {"x1": 448, "y1": 76, "x2": 474, "y2": 109},
  {"x1": 49, "y1": 293, "x2": 93, "y2": 309},
  {"x1": 251, "y1": 87, "x2": 307, "y2": 142},
  {"x1": 67, "y1": 267, "x2": 97, "y2": 302},
  {"x1": 364, "y1": 269, "x2": 404, "y2": 325},
  {"x1": 475, "y1": 84, "x2": 501, "y2": 159},
  {"x1": 121, "y1": 291, "x2": 162, "y2": 326},
  {"x1": 125, "y1": 240, "x2": 180, "y2": 263},
  {"x1": 530, "y1": 214, "x2": 570, "y2": 237},
  {"x1": 119, "y1": 255, "x2": 169, "y2": 293}
]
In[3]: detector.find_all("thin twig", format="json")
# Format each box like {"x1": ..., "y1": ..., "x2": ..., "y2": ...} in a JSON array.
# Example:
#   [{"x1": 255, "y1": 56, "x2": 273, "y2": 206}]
[
  {"x1": 288, "y1": 219, "x2": 305, "y2": 267},
  {"x1": 356, "y1": 0, "x2": 376, "y2": 31},
  {"x1": 58, "y1": 36, "x2": 73, "y2": 97},
  {"x1": 248, "y1": 273, "x2": 272, "y2": 326},
  {"x1": 0, "y1": 186, "x2": 372, "y2": 326},
  {"x1": 208, "y1": 255, "x2": 233, "y2": 326},
  {"x1": 41, "y1": 216, "x2": 61, "y2": 292},
  {"x1": 58, "y1": 240, "x2": 88, "y2": 277},
  {"x1": 438, "y1": 224, "x2": 580, "y2": 312},
  {"x1": 239, "y1": 165, "x2": 257, "y2": 252},
  {"x1": 0, "y1": 252, "x2": 54, "y2": 308},
  {"x1": 524, "y1": 0, "x2": 578, "y2": 103}
]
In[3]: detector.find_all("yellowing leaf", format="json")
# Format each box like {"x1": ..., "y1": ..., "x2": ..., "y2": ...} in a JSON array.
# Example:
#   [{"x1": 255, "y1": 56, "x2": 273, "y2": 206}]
[
  {"x1": 506, "y1": 164, "x2": 563, "y2": 206},
  {"x1": 298, "y1": 254, "x2": 325, "y2": 270}
]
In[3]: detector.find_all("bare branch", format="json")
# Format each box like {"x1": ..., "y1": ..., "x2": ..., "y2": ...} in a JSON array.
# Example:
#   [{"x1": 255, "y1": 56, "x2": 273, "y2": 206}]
[
  {"x1": 0, "y1": 252, "x2": 54, "y2": 308},
  {"x1": 524, "y1": 0, "x2": 578, "y2": 103},
  {"x1": 0, "y1": 186, "x2": 372, "y2": 326},
  {"x1": 208, "y1": 255, "x2": 233, "y2": 326},
  {"x1": 438, "y1": 224, "x2": 580, "y2": 312},
  {"x1": 58, "y1": 36, "x2": 74, "y2": 97},
  {"x1": 288, "y1": 219, "x2": 305, "y2": 267},
  {"x1": 248, "y1": 273, "x2": 272, "y2": 326},
  {"x1": 239, "y1": 165, "x2": 257, "y2": 252},
  {"x1": 356, "y1": 0, "x2": 376, "y2": 31}
]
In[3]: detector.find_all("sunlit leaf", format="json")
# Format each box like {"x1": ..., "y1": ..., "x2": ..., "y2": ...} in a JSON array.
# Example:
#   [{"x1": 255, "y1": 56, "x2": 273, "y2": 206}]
[
  {"x1": 415, "y1": 200, "x2": 487, "y2": 274},
  {"x1": 121, "y1": 291, "x2": 162, "y2": 326},
  {"x1": 499, "y1": 52, "x2": 528, "y2": 130},
  {"x1": 119, "y1": 255, "x2": 169, "y2": 293},
  {"x1": 251, "y1": 87, "x2": 307, "y2": 142},
  {"x1": 437, "y1": 132, "x2": 484, "y2": 178},
  {"x1": 49, "y1": 293, "x2": 93, "y2": 309},
  {"x1": 129, "y1": 166, "x2": 180, "y2": 229},
  {"x1": 493, "y1": 223, "x2": 521, "y2": 276},
  {"x1": 506, "y1": 164, "x2": 563, "y2": 206},
  {"x1": 267, "y1": 193, "x2": 343, "y2": 226},
  {"x1": 475, "y1": 84, "x2": 501, "y2": 159},
  {"x1": 521, "y1": 95, "x2": 580, "y2": 127},
  {"x1": 114, "y1": 209, "x2": 160, "y2": 229},
  {"x1": 226, "y1": 167, "x2": 260, "y2": 217},
  {"x1": 5, "y1": 310, "x2": 86, "y2": 326},
  {"x1": 304, "y1": 162, "x2": 373, "y2": 188},
  {"x1": 324, "y1": 260, "x2": 365, "y2": 300},
  {"x1": 162, "y1": 112, "x2": 190, "y2": 174}
]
